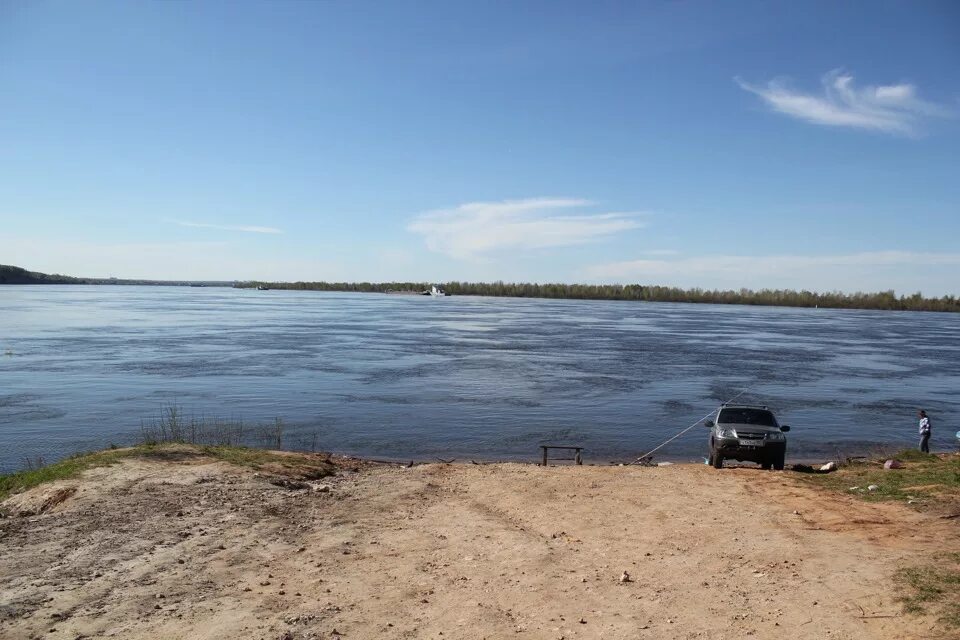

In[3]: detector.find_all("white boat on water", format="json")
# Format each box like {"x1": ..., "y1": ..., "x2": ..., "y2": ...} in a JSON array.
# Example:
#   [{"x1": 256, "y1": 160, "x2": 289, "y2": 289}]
[{"x1": 423, "y1": 285, "x2": 446, "y2": 297}]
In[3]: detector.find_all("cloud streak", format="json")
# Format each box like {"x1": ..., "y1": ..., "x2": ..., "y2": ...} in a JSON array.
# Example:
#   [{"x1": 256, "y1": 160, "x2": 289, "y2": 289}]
[
  {"x1": 1, "y1": 236, "x2": 353, "y2": 282},
  {"x1": 167, "y1": 219, "x2": 283, "y2": 234},
  {"x1": 407, "y1": 198, "x2": 644, "y2": 259},
  {"x1": 736, "y1": 70, "x2": 953, "y2": 135}
]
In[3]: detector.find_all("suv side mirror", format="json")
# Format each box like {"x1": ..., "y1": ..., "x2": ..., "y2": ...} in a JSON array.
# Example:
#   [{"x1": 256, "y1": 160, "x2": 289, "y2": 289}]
[
  {"x1": 704, "y1": 420, "x2": 714, "y2": 428},
  {"x1": 780, "y1": 425, "x2": 791, "y2": 432}
]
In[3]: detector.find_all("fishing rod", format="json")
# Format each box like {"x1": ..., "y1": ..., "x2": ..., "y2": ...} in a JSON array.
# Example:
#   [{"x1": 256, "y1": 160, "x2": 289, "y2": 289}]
[{"x1": 628, "y1": 388, "x2": 749, "y2": 465}]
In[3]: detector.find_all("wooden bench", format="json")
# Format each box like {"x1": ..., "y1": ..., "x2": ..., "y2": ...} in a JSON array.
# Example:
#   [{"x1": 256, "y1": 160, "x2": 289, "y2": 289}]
[{"x1": 539, "y1": 445, "x2": 584, "y2": 466}]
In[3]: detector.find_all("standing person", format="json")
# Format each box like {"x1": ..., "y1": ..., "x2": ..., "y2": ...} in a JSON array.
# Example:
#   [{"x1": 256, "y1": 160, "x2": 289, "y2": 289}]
[{"x1": 918, "y1": 410, "x2": 931, "y2": 453}]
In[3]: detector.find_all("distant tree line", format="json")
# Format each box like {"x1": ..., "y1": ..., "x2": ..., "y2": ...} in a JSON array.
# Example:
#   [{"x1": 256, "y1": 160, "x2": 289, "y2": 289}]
[
  {"x1": 0, "y1": 265, "x2": 83, "y2": 285},
  {"x1": 234, "y1": 280, "x2": 960, "y2": 313},
  {"x1": 4, "y1": 264, "x2": 955, "y2": 312},
  {"x1": 0, "y1": 264, "x2": 232, "y2": 287}
]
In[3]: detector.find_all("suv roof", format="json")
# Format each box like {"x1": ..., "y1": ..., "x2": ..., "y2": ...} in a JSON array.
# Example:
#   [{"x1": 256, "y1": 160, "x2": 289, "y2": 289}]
[{"x1": 720, "y1": 403, "x2": 769, "y2": 410}]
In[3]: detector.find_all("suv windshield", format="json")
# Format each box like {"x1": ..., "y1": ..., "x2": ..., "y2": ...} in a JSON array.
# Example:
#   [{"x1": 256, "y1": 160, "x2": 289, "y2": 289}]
[{"x1": 717, "y1": 408, "x2": 777, "y2": 427}]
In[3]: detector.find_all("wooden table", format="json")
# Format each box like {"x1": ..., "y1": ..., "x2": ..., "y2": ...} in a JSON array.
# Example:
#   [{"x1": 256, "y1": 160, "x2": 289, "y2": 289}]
[{"x1": 539, "y1": 445, "x2": 584, "y2": 466}]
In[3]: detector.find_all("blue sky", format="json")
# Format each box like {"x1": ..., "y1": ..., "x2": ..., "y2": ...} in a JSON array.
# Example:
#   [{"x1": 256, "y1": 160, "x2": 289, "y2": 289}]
[{"x1": 2, "y1": 1, "x2": 958, "y2": 293}]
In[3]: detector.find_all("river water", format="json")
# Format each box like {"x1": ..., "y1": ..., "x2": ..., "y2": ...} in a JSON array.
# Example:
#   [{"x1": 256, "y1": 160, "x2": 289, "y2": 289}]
[{"x1": 1, "y1": 286, "x2": 958, "y2": 472}]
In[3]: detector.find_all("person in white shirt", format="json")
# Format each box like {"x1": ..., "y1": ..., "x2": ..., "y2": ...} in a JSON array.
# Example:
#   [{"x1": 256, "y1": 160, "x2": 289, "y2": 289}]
[{"x1": 918, "y1": 410, "x2": 931, "y2": 453}]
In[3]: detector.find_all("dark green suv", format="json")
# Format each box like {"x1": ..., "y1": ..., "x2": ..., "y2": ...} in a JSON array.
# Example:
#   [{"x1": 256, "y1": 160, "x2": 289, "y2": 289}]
[{"x1": 706, "y1": 404, "x2": 791, "y2": 470}]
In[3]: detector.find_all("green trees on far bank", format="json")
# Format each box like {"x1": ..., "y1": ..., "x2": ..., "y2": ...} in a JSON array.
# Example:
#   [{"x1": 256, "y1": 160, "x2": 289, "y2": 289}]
[
  {"x1": 234, "y1": 280, "x2": 960, "y2": 313},
  {"x1": 4, "y1": 262, "x2": 955, "y2": 312},
  {"x1": 0, "y1": 264, "x2": 82, "y2": 285}
]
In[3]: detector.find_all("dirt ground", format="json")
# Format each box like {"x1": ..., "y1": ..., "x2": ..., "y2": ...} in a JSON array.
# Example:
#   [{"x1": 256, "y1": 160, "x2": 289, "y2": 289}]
[{"x1": 1, "y1": 450, "x2": 958, "y2": 640}]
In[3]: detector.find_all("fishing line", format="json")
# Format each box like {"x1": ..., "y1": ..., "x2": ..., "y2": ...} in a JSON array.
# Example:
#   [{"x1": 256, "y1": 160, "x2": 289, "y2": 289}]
[{"x1": 629, "y1": 388, "x2": 750, "y2": 465}]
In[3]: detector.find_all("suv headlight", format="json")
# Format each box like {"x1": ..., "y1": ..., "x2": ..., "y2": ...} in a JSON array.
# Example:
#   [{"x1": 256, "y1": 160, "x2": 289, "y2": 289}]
[
  {"x1": 767, "y1": 432, "x2": 785, "y2": 441},
  {"x1": 718, "y1": 428, "x2": 737, "y2": 438}
]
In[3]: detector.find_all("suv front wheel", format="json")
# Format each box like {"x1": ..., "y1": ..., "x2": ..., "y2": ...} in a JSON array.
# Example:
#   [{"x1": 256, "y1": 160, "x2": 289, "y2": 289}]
[{"x1": 772, "y1": 452, "x2": 785, "y2": 471}]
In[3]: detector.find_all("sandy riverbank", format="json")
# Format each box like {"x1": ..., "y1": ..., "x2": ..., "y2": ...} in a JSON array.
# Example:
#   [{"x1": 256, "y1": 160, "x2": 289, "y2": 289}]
[{"x1": 1, "y1": 446, "x2": 957, "y2": 640}]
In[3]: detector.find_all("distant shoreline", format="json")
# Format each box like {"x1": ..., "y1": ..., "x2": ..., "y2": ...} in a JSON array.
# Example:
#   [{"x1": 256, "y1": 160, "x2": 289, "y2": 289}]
[
  {"x1": 3, "y1": 263, "x2": 957, "y2": 312},
  {"x1": 0, "y1": 264, "x2": 233, "y2": 288},
  {"x1": 233, "y1": 280, "x2": 960, "y2": 313}
]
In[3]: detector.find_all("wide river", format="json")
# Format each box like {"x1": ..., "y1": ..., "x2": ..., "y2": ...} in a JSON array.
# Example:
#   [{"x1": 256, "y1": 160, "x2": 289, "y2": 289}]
[{"x1": 1, "y1": 286, "x2": 958, "y2": 472}]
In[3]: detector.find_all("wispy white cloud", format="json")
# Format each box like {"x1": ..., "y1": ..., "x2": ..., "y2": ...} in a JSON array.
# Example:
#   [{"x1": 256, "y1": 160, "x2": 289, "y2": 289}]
[
  {"x1": 736, "y1": 70, "x2": 954, "y2": 136},
  {"x1": 1, "y1": 237, "x2": 347, "y2": 281},
  {"x1": 407, "y1": 197, "x2": 644, "y2": 259},
  {"x1": 583, "y1": 251, "x2": 960, "y2": 294},
  {"x1": 166, "y1": 219, "x2": 283, "y2": 234}
]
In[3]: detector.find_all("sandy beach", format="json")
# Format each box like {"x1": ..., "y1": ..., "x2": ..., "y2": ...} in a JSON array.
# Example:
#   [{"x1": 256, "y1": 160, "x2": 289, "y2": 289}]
[{"x1": 1, "y1": 447, "x2": 958, "y2": 640}]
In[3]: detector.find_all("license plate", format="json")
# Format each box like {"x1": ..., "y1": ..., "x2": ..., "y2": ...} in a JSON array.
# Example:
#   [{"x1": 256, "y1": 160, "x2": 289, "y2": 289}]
[{"x1": 739, "y1": 439, "x2": 763, "y2": 447}]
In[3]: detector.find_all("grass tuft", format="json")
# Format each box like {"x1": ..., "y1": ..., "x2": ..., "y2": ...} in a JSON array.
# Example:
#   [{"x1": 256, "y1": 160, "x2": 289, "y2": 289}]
[
  {"x1": 0, "y1": 449, "x2": 135, "y2": 502},
  {"x1": 894, "y1": 554, "x2": 960, "y2": 627},
  {"x1": 138, "y1": 404, "x2": 321, "y2": 452},
  {"x1": 799, "y1": 451, "x2": 960, "y2": 627},
  {"x1": 0, "y1": 444, "x2": 335, "y2": 504},
  {"x1": 797, "y1": 450, "x2": 960, "y2": 510},
  {"x1": 191, "y1": 445, "x2": 335, "y2": 478},
  {"x1": 892, "y1": 449, "x2": 941, "y2": 463}
]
